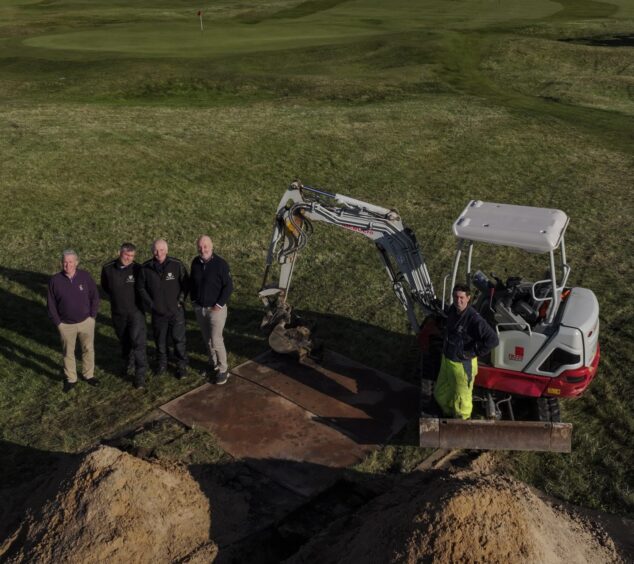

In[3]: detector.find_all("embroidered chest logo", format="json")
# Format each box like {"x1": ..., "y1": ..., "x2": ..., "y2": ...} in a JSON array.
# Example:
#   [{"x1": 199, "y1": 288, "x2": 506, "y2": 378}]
[
  {"x1": 126, "y1": 274, "x2": 135, "y2": 283},
  {"x1": 166, "y1": 272, "x2": 175, "y2": 281},
  {"x1": 79, "y1": 284, "x2": 84, "y2": 291}
]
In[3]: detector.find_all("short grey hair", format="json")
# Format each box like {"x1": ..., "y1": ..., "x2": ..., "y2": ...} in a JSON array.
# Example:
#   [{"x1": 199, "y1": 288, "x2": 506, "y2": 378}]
[
  {"x1": 151, "y1": 238, "x2": 168, "y2": 252},
  {"x1": 196, "y1": 235, "x2": 213, "y2": 246},
  {"x1": 61, "y1": 249, "x2": 79, "y2": 262}
]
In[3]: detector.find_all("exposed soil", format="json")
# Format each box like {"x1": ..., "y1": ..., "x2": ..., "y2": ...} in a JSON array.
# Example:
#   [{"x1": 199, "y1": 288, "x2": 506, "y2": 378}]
[
  {"x1": 0, "y1": 446, "x2": 217, "y2": 563},
  {"x1": 0, "y1": 445, "x2": 627, "y2": 564},
  {"x1": 287, "y1": 464, "x2": 624, "y2": 564}
]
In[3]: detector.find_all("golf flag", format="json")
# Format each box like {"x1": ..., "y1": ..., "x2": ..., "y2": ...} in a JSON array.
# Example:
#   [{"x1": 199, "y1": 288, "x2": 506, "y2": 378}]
[{"x1": 197, "y1": 10, "x2": 203, "y2": 31}]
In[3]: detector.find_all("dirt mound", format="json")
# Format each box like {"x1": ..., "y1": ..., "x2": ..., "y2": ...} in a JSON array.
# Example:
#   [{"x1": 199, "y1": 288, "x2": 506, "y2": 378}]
[
  {"x1": 288, "y1": 468, "x2": 622, "y2": 564},
  {"x1": 1, "y1": 446, "x2": 216, "y2": 563}
]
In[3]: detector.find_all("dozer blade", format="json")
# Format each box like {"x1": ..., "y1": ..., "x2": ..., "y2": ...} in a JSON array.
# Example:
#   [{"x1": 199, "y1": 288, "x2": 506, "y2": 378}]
[{"x1": 420, "y1": 417, "x2": 572, "y2": 453}]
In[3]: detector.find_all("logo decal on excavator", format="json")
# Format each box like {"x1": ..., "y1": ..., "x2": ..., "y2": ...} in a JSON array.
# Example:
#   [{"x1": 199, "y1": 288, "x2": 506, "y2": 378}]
[
  {"x1": 508, "y1": 346, "x2": 524, "y2": 362},
  {"x1": 341, "y1": 224, "x2": 375, "y2": 235}
]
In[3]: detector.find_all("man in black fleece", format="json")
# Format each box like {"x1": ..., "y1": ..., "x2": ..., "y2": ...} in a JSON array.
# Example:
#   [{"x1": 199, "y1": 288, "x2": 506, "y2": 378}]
[
  {"x1": 190, "y1": 235, "x2": 233, "y2": 384},
  {"x1": 101, "y1": 242, "x2": 148, "y2": 388},
  {"x1": 137, "y1": 238, "x2": 189, "y2": 379}
]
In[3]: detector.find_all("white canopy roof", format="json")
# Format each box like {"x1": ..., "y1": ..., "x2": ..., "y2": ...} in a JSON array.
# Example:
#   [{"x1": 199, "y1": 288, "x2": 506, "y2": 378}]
[{"x1": 453, "y1": 200, "x2": 569, "y2": 253}]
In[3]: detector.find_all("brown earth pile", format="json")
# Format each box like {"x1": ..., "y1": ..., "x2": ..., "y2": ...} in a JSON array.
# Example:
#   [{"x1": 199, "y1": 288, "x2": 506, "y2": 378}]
[
  {"x1": 288, "y1": 468, "x2": 622, "y2": 564},
  {"x1": 0, "y1": 446, "x2": 217, "y2": 563}
]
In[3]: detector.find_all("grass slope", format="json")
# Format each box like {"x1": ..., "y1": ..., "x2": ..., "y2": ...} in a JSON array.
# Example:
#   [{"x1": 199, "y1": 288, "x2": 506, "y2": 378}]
[{"x1": 0, "y1": 0, "x2": 632, "y2": 516}]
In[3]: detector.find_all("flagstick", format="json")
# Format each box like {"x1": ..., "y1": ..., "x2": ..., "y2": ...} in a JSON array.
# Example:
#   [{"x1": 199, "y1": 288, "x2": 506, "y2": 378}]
[{"x1": 199, "y1": 12, "x2": 203, "y2": 32}]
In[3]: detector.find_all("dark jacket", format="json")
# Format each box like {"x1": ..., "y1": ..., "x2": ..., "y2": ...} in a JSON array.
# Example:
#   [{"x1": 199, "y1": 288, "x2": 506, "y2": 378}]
[
  {"x1": 190, "y1": 254, "x2": 233, "y2": 308},
  {"x1": 100, "y1": 259, "x2": 143, "y2": 316},
  {"x1": 47, "y1": 270, "x2": 99, "y2": 326},
  {"x1": 443, "y1": 305, "x2": 499, "y2": 362},
  {"x1": 137, "y1": 257, "x2": 188, "y2": 317}
]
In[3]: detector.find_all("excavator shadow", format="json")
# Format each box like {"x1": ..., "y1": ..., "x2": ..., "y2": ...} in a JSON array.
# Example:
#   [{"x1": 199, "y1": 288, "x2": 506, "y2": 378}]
[{"x1": 160, "y1": 346, "x2": 419, "y2": 496}]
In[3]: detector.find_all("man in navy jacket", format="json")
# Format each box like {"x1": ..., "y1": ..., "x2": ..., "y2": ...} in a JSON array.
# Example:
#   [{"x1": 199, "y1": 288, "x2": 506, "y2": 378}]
[
  {"x1": 47, "y1": 249, "x2": 100, "y2": 392},
  {"x1": 190, "y1": 235, "x2": 233, "y2": 384}
]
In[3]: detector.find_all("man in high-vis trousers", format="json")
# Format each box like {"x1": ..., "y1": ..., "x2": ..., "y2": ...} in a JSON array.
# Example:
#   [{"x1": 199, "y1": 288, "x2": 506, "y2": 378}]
[{"x1": 434, "y1": 284, "x2": 499, "y2": 419}]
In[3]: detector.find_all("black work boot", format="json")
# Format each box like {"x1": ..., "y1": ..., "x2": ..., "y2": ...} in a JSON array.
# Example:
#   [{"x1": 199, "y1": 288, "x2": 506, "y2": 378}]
[
  {"x1": 134, "y1": 372, "x2": 146, "y2": 390},
  {"x1": 176, "y1": 365, "x2": 188, "y2": 380},
  {"x1": 155, "y1": 356, "x2": 167, "y2": 375}
]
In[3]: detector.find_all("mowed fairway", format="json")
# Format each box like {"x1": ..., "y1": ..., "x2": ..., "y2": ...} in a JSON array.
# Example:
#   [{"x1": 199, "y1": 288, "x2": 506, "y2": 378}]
[{"x1": 1, "y1": 0, "x2": 633, "y2": 518}]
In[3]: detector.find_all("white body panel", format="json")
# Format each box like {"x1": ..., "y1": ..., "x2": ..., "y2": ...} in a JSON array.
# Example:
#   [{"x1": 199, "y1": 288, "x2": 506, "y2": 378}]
[
  {"x1": 560, "y1": 287, "x2": 600, "y2": 365},
  {"x1": 492, "y1": 331, "x2": 548, "y2": 371},
  {"x1": 524, "y1": 325, "x2": 584, "y2": 376},
  {"x1": 491, "y1": 287, "x2": 599, "y2": 377}
]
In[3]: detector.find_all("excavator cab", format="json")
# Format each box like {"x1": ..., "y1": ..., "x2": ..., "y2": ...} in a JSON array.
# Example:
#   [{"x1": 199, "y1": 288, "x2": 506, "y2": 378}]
[{"x1": 419, "y1": 201, "x2": 600, "y2": 452}]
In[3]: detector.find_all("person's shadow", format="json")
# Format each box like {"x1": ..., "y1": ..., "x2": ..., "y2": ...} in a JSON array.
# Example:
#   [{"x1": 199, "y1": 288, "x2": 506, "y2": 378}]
[{"x1": 0, "y1": 266, "x2": 126, "y2": 381}]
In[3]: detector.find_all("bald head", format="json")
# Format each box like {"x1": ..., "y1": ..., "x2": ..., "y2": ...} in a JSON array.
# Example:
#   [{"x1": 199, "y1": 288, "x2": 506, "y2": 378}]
[{"x1": 197, "y1": 235, "x2": 213, "y2": 261}]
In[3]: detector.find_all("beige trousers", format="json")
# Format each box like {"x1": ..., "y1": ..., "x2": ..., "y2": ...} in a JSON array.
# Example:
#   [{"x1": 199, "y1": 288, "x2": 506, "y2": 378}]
[
  {"x1": 194, "y1": 305, "x2": 228, "y2": 373},
  {"x1": 58, "y1": 317, "x2": 96, "y2": 383}
]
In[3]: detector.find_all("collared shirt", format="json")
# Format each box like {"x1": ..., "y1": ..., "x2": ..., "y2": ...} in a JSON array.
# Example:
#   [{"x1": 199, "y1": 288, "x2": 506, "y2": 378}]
[{"x1": 47, "y1": 269, "x2": 99, "y2": 325}]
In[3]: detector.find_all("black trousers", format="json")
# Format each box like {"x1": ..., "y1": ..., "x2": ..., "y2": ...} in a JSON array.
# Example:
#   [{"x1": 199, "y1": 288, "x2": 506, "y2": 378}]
[
  {"x1": 112, "y1": 310, "x2": 147, "y2": 380},
  {"x1": 151, "y1": 308, "x2": 187, "y2": 368}
]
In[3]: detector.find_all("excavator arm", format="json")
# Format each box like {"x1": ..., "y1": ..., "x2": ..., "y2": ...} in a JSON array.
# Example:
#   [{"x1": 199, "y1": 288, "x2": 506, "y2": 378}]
[{"x1": 259, "y1": 181, "x2": 443, "y2": 357}]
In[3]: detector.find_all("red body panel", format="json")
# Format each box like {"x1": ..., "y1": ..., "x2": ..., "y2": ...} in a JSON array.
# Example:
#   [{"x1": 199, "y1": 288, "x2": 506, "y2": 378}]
[{"x1": 476, "y1": 344, "x2": 600, "y2": 398}]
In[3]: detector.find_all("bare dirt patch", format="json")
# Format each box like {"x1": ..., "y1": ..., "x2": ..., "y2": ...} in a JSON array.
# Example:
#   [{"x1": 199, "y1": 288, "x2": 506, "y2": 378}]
[
  {"x1": 0, "y1": 445, "x2": 217, "y2": 563},
  {"x1": 287, "y1": 464, "x2": 623, "y2": 564}
]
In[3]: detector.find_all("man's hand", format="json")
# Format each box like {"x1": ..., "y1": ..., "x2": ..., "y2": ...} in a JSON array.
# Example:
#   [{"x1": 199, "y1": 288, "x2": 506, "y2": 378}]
[{"x1": 212, "y1": 305, "x2": 223, "y2": 312}]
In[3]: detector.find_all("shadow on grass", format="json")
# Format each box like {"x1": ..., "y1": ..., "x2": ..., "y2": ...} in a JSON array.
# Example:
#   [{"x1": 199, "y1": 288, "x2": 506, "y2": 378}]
[
  {"x1": 0, "y1": 265, "x2": 417, "y2": 383},
  {"x1": 237, "y1": 348, "x2": 419, "y2": 447},
  {"x1": 0, "y1": 439, "x2": 81, "y2": 560},
  {"x1": 186, "y1": 305, "x2": 419, "y2": 448},
  {"x1": 187, "y1": 456, "x2": 401, "y2": 561},
  {"x1": 0, "y1": 266, "x2": 123, "y2": 382}
]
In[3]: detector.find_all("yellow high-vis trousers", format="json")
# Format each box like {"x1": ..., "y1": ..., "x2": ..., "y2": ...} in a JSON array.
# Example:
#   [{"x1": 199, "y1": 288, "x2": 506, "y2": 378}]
[{"x1": 433, "y1": 355, "x2": 478, "y2": 420}]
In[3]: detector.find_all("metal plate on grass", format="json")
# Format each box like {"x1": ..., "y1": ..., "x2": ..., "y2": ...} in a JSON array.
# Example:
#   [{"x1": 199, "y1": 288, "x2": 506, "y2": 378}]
[
  {"x1": 232, "y1": 349, "x2": 418, "y2": 444},
  {"x1": 160, "y1": 350, "x2": 417, "y2": 495}
]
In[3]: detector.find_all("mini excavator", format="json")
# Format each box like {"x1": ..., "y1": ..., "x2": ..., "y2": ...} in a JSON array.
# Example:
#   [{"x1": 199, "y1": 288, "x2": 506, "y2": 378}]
[{"x1": 259, "y1": 181, "x2": 600, "y2": 452}]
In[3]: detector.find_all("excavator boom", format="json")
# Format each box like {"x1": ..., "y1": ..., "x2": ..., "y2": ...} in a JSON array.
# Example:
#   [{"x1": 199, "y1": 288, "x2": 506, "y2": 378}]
[{"x1": 260, "y1": 181, "x2": 441, "y2": 336}]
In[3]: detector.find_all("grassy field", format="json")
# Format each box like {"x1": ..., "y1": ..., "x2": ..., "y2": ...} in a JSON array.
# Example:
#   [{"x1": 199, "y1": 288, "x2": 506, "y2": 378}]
[{"x1": 0, "y1": 0, "x2": 633, "y2": 517}]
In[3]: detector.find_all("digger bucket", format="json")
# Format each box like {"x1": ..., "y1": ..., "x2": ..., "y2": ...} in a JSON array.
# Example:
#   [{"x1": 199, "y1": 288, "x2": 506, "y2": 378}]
[{"x1": 420, "y1": 417, "x2": 572, "y2": 453}]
